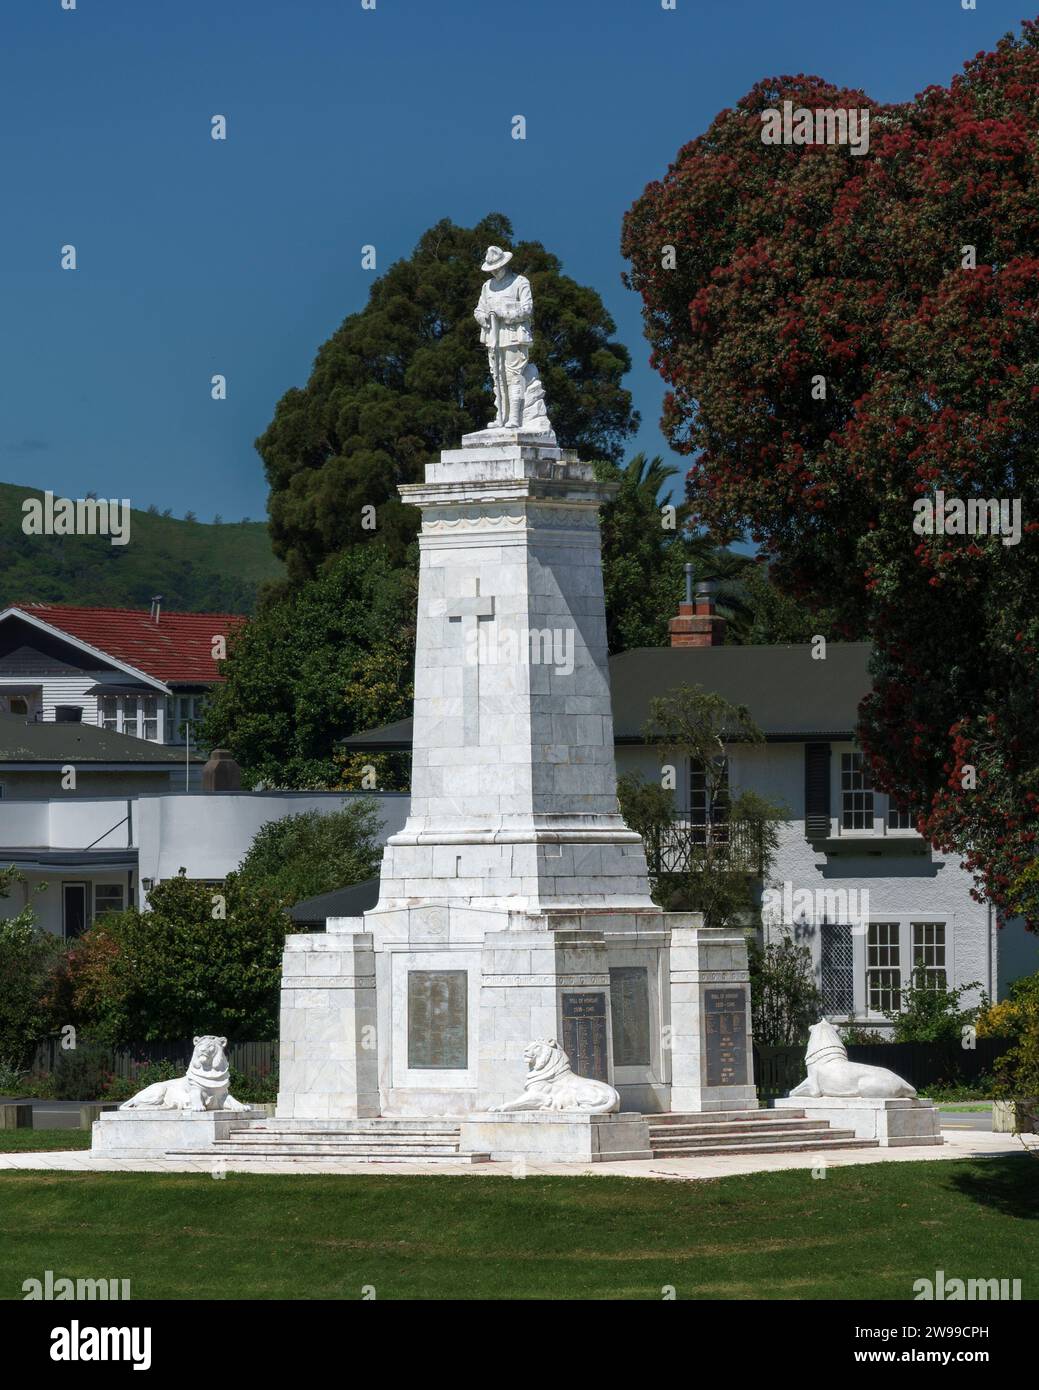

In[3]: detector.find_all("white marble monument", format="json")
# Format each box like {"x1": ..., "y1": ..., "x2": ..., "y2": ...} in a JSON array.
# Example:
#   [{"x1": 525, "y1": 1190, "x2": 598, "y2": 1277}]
[{"x1": 275, "y1": 250, "x2": 759, "y2": 1149}]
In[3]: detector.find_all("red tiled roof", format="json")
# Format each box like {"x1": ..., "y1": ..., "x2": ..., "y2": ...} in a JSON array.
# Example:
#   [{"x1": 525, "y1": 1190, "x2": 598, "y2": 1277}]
[{"x1": 12, "y1": 604, "x2": 247, "y2": 684}]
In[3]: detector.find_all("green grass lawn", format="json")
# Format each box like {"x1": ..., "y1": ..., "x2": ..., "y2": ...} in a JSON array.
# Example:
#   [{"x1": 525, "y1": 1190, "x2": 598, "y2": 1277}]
[
  {"x1": 0, "y1": 1157, "x2": 1034, "y2": 1300},
  {"x1": 0, "y1": 1130, "x2": 91, "y2": 1153}
]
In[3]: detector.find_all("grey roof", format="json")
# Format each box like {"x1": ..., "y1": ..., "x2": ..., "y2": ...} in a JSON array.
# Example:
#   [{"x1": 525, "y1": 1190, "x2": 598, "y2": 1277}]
[
  {"x1": 0, "y1": 713, "x2": 203, "y2": 765},
  {"x1": 289, "y1": 877, "x2": 381, "y2": 925},
  {"x1": 0, "y1": 848, "x2": 138, "y2": 870},
  {"x1": 340, "y1": 643, "x2": 873, "y2": 749},
  {"x1": 607, "y1": 643, "x2": 872, "y2": 740}
]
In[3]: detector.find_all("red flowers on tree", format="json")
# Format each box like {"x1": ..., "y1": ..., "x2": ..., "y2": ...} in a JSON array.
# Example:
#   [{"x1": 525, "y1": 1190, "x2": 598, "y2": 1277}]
[{"x1": 622, "y1": 23, "x2": 1039, "y2": 929}]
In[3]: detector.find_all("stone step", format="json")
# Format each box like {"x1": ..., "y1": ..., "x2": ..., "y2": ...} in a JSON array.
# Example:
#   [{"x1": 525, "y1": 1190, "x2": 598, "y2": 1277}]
[
  {"x1": 648, "y1": 1118, "x2": 833, "y2": 1140},
  {"x1": 219, "y1": 1137, "x2": 463, "y2": 1152},
  {"x1": 252, "y1": 1117, "x2": 464, "y2": 1131},
  {"x1": 216, "y1": 1142, "x2": 465, "y2": 1156},
  {"x1": 651, "y1": 1123, "x2": 861, "y2": 1149},
  {"x1": 648, "y1": 1134, "x2": 878, "y2": 1157},
  {"x1": 648, "y1": 1110, "x2": 802, "y2": 1126},
  {"x1": 228, "y1": 1128, "x2": 462, "y2": 1142}
]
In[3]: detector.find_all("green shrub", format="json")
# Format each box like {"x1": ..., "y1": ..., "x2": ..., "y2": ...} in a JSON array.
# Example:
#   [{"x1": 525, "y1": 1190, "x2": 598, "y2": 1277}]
[
  {"x1": 51, "y1": 1044, "x2": 115, "y2": 1101},
  {"x1": 839, "y1": 1027, "x2": 888, "y2": 1045},
  {"x1": 236, "y1": 803, "x2": 382, "y2": 905},
  {"x1": 748, "y1": 934, "x2": 821, "y2": 1046},
  {"x1": 101, "y1": 1059, "x2": 181, "y2": 1103},
  {"x1": 883, "y1": 968, "x2": 982, "y2": 1045},
  {"x1": 0, "y1": 869, "x2": 65, "y2": 1069}
]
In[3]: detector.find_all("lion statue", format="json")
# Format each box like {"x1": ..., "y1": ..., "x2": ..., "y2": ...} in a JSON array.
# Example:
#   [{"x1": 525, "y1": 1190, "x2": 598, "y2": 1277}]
[
  {"x1": 119, "y1": 1036, "x2": 251, "y2": 1112},
  {"x1": 790, "y1": 1019, "x2": 917, "y2": 1099},
  {"x1": 490, "y1": 1039, "x2": 620, "y2": 1114}
]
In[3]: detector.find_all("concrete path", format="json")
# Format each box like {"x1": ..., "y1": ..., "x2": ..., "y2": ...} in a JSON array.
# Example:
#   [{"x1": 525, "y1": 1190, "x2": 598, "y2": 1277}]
[{"x1": 0, "y1": 1125, "x2": 1033, "y2": 1181}]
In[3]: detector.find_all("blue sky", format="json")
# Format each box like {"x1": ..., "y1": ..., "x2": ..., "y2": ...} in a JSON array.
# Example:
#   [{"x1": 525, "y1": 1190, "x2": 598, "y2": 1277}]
[{"x1": 0, "y1": 0, "x2": 1030, "y2": 520}]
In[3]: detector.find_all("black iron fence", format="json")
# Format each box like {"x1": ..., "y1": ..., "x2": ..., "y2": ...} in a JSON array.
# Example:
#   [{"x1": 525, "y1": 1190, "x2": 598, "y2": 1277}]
[
  {"x1": 643, "y1": 819, "x2": 765, "y2": 877},
  {"x1": 753, "y1": 1036, "x2": 1014, "y2": 1105}
]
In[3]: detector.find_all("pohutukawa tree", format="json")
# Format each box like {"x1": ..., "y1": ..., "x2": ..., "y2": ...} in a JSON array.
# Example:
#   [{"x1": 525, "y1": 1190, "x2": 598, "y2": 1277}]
[
  {"x1": 260, "y1": 212, "x2": 639, "y2": 581},
  {"x1": 622, "y1": 22, "x2": 1039, "y2": 928}
]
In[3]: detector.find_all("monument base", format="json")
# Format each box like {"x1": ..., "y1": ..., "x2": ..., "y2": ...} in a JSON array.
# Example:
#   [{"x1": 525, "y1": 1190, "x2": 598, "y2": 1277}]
[
  {"x1": 92, "y1": 1108, "x2": 265, "y2": 1158},
  {"x1": 774, "y1": 1096, "x2": 943, "y2": 1147},
  {"x1": 459, "y1": 1110, "x2": 652, "y2": 1163}
]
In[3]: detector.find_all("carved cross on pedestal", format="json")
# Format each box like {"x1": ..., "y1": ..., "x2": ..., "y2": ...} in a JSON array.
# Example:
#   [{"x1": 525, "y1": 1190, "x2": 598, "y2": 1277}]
[{"x1": 447, "y1": 579, "x2": 495, "y2": 747}]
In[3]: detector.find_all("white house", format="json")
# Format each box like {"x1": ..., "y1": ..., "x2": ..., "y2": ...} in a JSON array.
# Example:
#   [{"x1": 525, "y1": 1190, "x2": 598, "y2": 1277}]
[
  {"x1": 0, "y1": 787, "x2": 408, "y2": 938},
  {"x1": 0, "y1": 600, "x2": 246, "y2": 756},
  {"x1": 343, "y1": 587, "x2": 1038, "y2": 1028}
]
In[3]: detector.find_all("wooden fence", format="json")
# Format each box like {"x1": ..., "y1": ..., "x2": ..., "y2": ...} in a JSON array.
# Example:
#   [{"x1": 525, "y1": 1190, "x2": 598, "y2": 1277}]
[{"x1": 32, "y1": 1038, "x2": 278, "y2": 1080}]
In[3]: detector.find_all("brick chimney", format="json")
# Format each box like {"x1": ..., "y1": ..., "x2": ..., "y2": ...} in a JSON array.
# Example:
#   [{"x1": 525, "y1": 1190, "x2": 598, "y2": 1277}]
[{"x1": 669, "y1": 564, "x2": 726, "y2": 648}]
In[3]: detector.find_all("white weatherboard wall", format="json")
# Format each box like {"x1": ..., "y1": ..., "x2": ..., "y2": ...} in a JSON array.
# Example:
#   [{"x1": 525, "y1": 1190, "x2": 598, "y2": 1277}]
[
  {"x1": 135, "y1": 792, "x2": 409, "y2": 895},
  {"x1": 615, "y1": 740, "x2": 996, "y2": 1018},
  {"x1": 0, "y1": 792, "x2": 410, "y2": 934}
]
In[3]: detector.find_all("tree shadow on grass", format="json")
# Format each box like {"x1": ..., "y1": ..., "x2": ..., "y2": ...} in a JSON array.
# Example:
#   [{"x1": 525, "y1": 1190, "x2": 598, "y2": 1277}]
[{"x1": 946, "y1": 1154, "x2": 1039, "y2": 1220}]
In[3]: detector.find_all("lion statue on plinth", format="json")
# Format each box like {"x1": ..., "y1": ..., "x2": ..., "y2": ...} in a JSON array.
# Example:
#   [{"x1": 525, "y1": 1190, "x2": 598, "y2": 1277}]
[
  {"x1": 490, "y1": 1039, "x2": 620, "y2": 1114},
  {"x1": 119, "y1": 1036, "x2": 251, "y2": 1112},
  {"x1": 790, "y1": 1019, "x2": 917, "y2": 1099}
]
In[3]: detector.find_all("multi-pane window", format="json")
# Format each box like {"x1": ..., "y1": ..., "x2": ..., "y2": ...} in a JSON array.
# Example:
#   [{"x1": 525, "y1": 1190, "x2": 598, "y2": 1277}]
[
  {"x1": 689, "y1": 758, "x2": 729, "y2": 845},
  {"x1": 912, "y1": 922, "x2": 947, "y2": 990},
  {"x1": 867, "y1": 922, "x2": 901, "y2": 1012},
  {"x1": 841, "y1": 752, "x2": 875, "y2": 830},
  {"x1": 99, "y1": 694, "x2": 160, "y2": 741},
  {"x1": 94, "y1": 884, "x2": 126, "y2": 917},
  {"x1": 821, "y1": 922, "x2": 855, "y2": 1015},
  {"x1": 170, "y1": 695, "x2": 206, "y2": 744},
  {"x1": 888, "y1": 801, "x2": 914, "y2": 831}
]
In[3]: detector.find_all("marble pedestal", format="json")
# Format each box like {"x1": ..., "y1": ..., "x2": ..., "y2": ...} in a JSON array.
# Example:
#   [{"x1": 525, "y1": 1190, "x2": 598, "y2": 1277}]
[
  {"x1": 276, "y1": 927, "x2": 379, "y2": 1120},
  {"x1": 459, "y1": 1110, "x2": 652, "y2": 1162},
  {"x1": 774, "y1": 1095, "x2": 943, "y2": 1146},
  {"x1": 273, "y1": 430, "x2": 761, "y2": 1131},
  {"x1": 92, "y1": 1108, "x2": 264, "y2": 1158}
]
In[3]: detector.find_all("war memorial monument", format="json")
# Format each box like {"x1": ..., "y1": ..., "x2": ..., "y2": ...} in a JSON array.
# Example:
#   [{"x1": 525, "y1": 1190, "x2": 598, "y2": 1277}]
[{"x1": 95, "y1": 249, "x2": 938, "y2": 1164}]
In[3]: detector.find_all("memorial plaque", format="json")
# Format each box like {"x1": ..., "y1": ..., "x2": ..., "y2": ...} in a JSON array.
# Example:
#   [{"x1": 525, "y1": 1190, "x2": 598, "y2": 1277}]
[
  {"x1": 561, "y1": 992, "x2": 609, "y2": 1082},
  {"x1": 609, "y1": 967, "x2": 650, "y2": 1067},
  {"x1": 704, "y1": 986, "x2": 749, "y2": 1087},
  {"x1": 408, "y1": 970, "x2": 468, "y2": 1070}
]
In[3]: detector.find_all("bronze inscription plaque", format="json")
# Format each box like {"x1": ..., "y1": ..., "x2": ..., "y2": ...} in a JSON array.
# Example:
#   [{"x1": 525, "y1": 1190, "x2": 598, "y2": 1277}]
[
  {"x1": 704, "y1": 986, "x2": 748, "y2": 1087},
  {"x1": 561, "y1": 992, "x2": 609, "y2": 1082},
  {"x1": 408, "y1": 970, "x2": 468, "y2": 1070},
  {"x1": 609, "y1": 967, "x2": 650, "y2": 1067}
]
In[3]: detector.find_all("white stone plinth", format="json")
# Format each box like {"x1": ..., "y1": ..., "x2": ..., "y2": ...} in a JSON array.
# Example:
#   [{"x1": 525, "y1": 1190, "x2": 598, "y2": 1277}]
[
  {"x1": 92, "y1": 1108, "x2": 264, "y2": 1157},
  {"x1": 668, "y1": 923, "x2": 759, "y2": 1112},
  {"x1": 774, "y1": 1095, "x2": 943, "y2": 1146},
  {"x1": 277, "y1": 925, "x2": 380, "y2": 1120},
  {"x1": 459, "y1": 1110, "x2": 651, "y2": 1162}
]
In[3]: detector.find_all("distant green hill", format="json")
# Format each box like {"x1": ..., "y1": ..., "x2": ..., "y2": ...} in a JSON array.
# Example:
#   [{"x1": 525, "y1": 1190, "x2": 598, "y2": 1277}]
[{"x1": 0, "y1": 482, "x2": 284, "y2": 614}]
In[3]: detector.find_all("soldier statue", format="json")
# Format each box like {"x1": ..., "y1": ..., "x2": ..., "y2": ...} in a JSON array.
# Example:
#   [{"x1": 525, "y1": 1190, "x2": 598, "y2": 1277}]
[{"x1": 474, "y1": 246, "x2": 553, "y2": 435}]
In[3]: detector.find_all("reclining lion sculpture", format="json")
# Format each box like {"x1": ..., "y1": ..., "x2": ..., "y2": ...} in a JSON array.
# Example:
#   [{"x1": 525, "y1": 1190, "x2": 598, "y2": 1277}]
[
  {"x1": 490, "y1": 1039, "x2": 620, "y2": 1114},
  {"x1": 790, "y1": 1019, "x2": 917, "y2": 1099},
  {"x1": 119, "y1": 1035, "x2": 251, "y2": 1112}
]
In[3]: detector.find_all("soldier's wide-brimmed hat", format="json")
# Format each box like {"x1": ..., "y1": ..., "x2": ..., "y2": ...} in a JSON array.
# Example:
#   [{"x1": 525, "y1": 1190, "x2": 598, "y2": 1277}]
[{"x1": 481, "y1": 245, "x2": 513, "y2": 272}]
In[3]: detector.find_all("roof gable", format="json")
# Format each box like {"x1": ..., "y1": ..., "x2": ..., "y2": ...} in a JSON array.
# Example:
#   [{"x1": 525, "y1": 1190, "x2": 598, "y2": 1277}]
[{"x1": 2, "y1": 604, "x2": 247, "y2": 685}]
